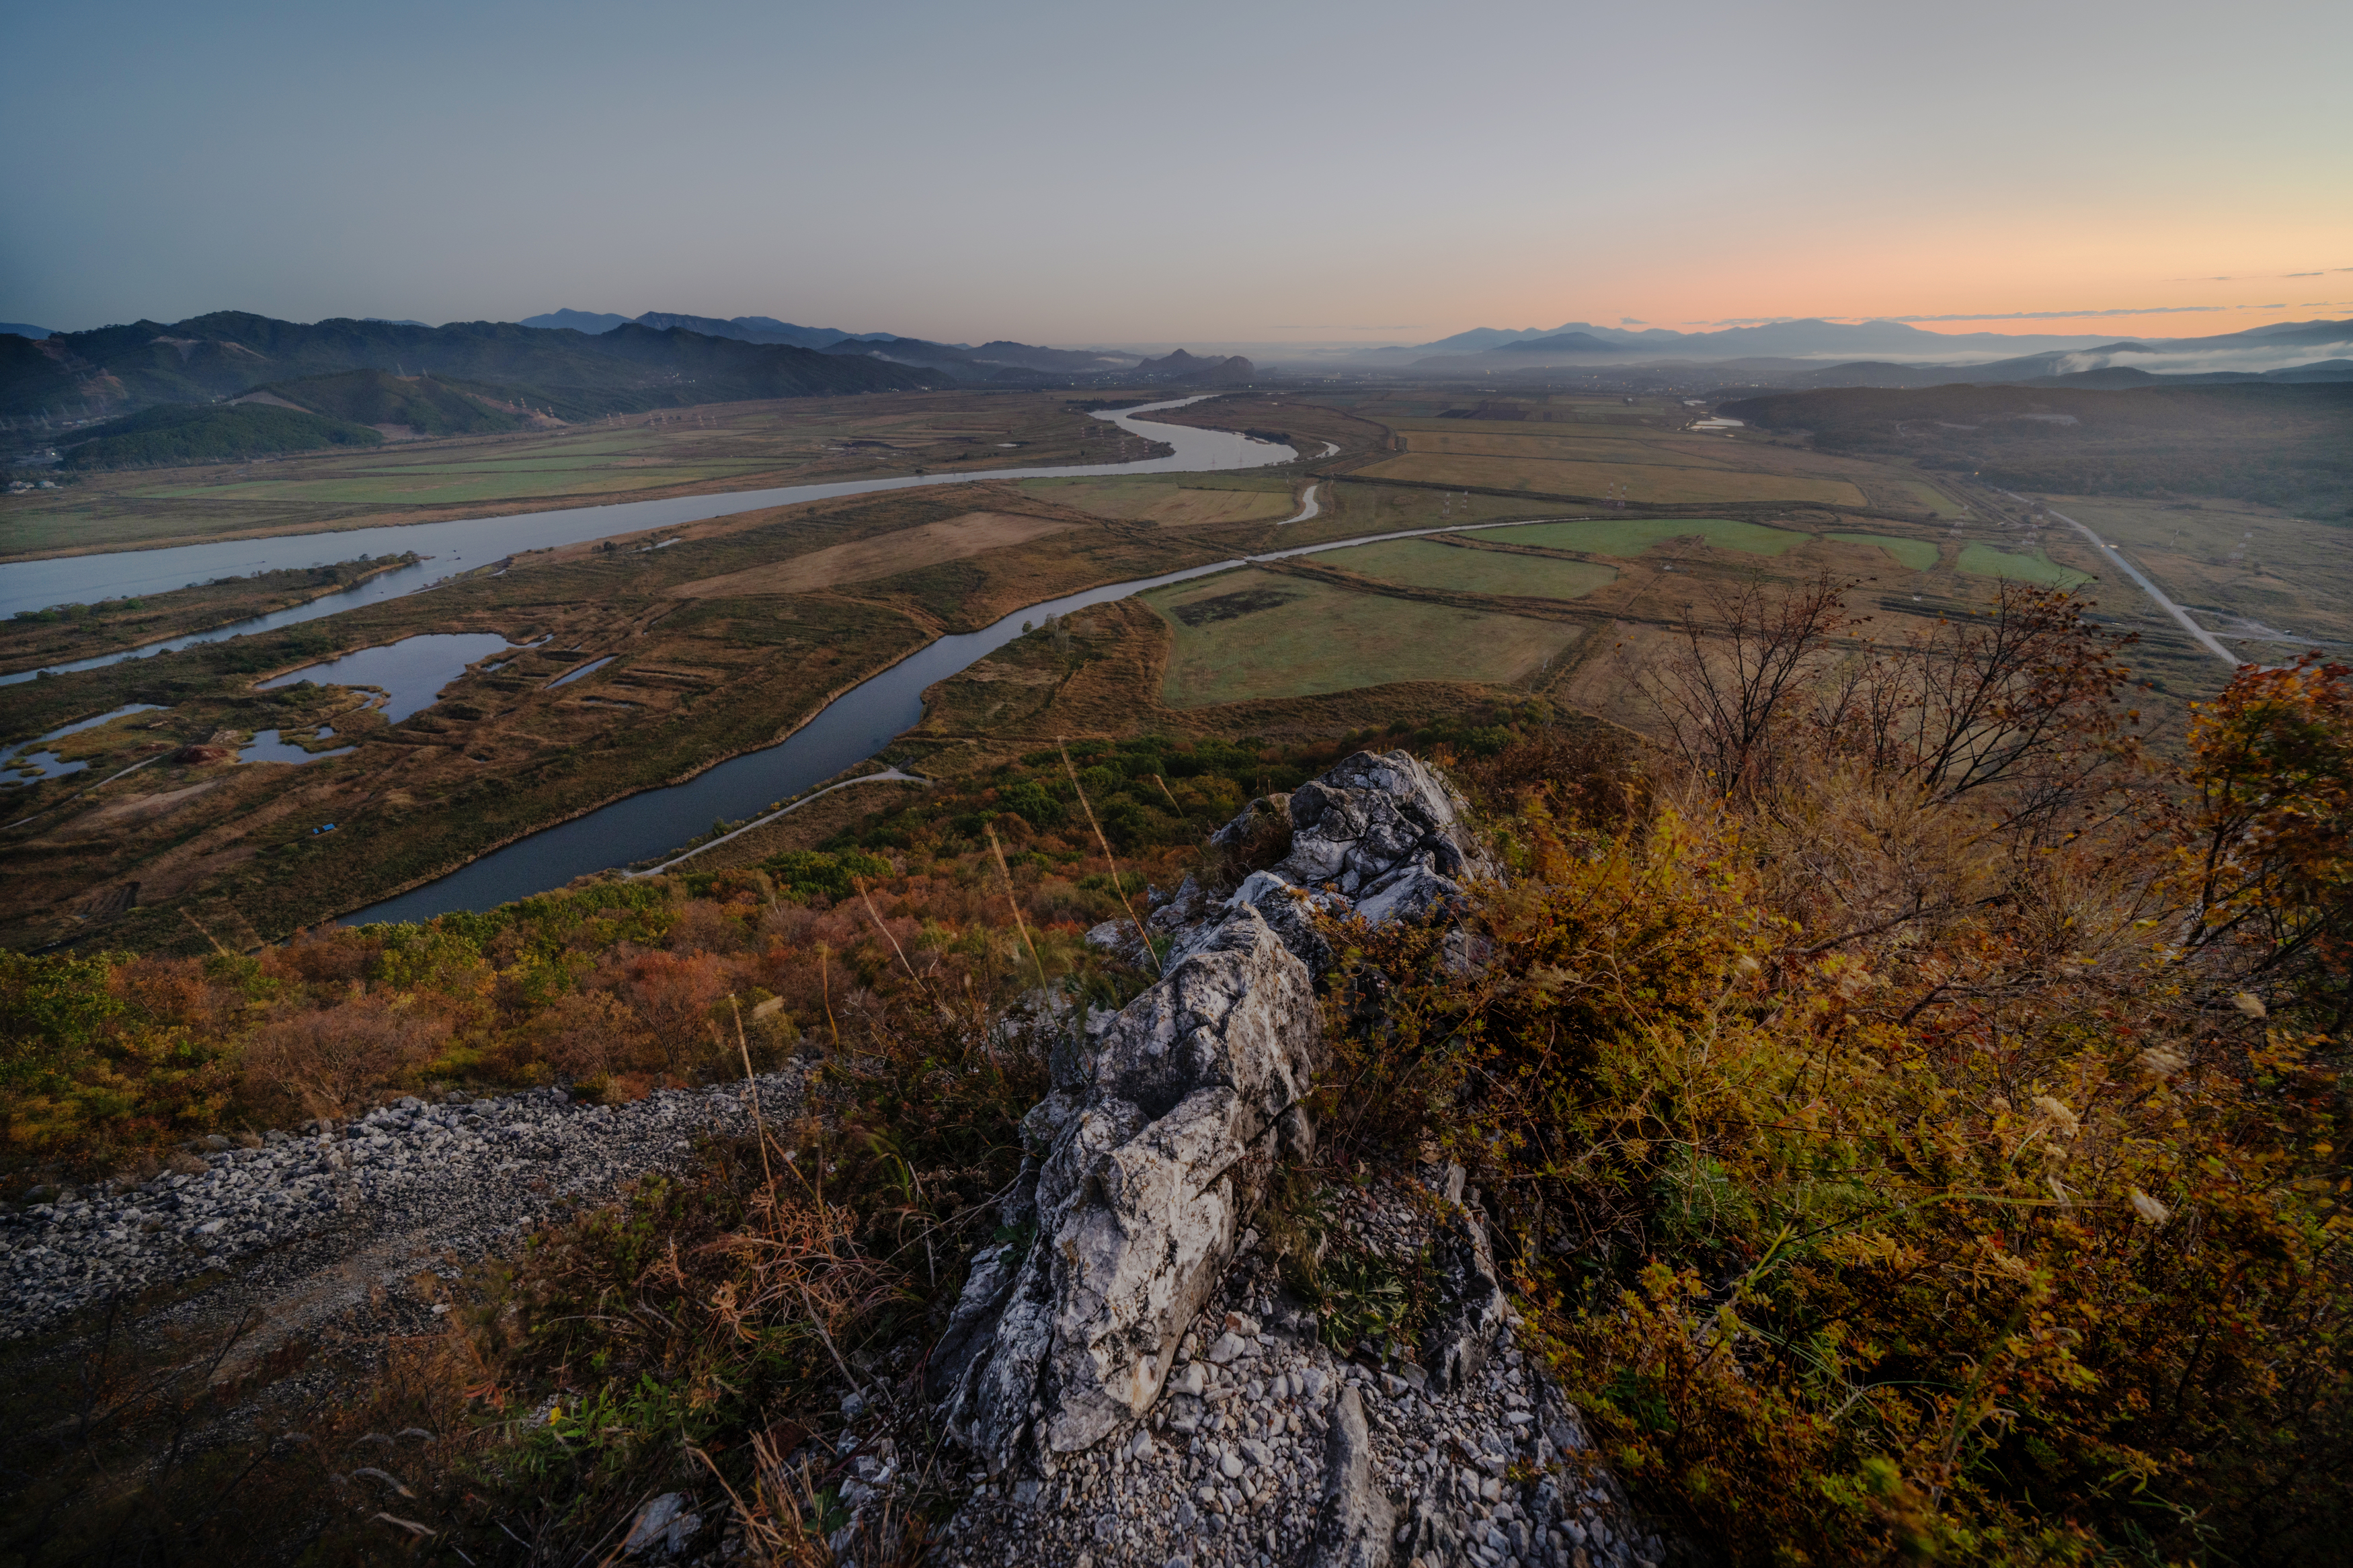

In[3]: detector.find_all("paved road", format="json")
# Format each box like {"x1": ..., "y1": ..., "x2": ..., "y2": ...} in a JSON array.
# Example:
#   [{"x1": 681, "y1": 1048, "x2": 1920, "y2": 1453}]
[{"x1": 2003, "y1": 491, "x2": 2241, "y2": 668}]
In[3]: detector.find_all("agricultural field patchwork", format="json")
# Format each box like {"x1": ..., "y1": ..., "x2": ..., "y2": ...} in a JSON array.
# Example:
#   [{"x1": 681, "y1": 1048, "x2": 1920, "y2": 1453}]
[
  {"x1": 2020, "y1": 493, "x2": 2353, "y2": 658},
  {"x1": 1491, "y1": 517, "x2": 1811, "y2": 558},
  {"x1": 1016, "y1": 474, "x2": 1298, "y2": 526},
  {"x1": 1144, "y1": 569, "x2": 1577, "y2": 706},
  {"x1": 1311, "y1": 537, "x2": 1618, "y2": 600},
  {"x1": 1364, "y1": 450, "x2": 1870, "y2": 507},
  {"x1": 1956, "y1": 542, "x2": 2091, "y2": 587},
  {"x1": 0, "y1": 390, "x2": 1134, "y2": 558},
  {"x1": 1828, "y1": 532, "x2": 1942, "y2": 569}
]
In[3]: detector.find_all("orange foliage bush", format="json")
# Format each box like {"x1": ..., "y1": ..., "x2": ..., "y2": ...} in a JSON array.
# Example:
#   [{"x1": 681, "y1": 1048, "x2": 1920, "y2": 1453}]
[{"x1": 241, "y1": 995, "x2": 451, "y2": 1119}]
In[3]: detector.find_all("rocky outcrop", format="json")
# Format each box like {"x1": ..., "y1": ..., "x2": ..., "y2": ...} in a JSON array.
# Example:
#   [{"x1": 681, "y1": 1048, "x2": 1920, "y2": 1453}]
[
  {"x1": 925, "y1": 749, "x2": 1664, "y2": 1567},
  {"x1": 936, "y1": 751, "x2": 1489, "y2": 1475},
  {"x1": 1164, "y1": 749, "x2": 1492, "y2": 979},
  {"x1": 933, "y1": 1173, "x2": 1666, "y2": 1568},
  {"x1": 937, "y1": 905, "x2": 1322, "y2": 1464},
  {"x1": 1309, "y1": 1384, "x2": 1397, "y2": 1568}
]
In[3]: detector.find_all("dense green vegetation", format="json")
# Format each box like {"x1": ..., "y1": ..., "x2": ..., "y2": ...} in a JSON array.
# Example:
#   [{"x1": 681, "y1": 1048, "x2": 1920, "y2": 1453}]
[
  {"x1": 57, "y1": 402, "x2": 383, "y2": 469},
  {"x1": 1722, "y1": 382, "x2": 2353, "y2": 517}
]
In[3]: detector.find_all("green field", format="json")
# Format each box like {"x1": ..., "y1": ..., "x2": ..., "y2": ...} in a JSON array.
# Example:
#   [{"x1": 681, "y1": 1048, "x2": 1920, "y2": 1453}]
[
  {"x1": 1312, "y1": 538, "x2": 1617, "y2": 600},
  {"x1": 1144, "y1": 569, "x2": 1577, "y2": 707},
  {"x1": 1829, "y1": 532, "x2": 1940, "y2": 569},
  {"x1": 1486, "y1": 518, "x2": 1810, "y2": 558},
  {"x1": 1897, "y1": 480, "x2": 1968, "y2": 518},
  {"x1": 1958, "y1": 543, "x2": 2091, "y2": 587},
  {"x1": 1367, "y1": 452, "x2": 1870, "y2": 507}
]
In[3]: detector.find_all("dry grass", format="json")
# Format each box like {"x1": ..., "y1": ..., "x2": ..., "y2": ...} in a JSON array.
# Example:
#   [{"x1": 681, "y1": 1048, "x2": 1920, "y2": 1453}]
[
  {"x1": 1364, "y1": 451, "x2": 1870, "y2": 507},
  {"x1": 1016, "y1": 478, "x2": 1298, "y2": 527},
  {"x1": 669, "y1": 511, "x2": 1078, "y2": 597}
]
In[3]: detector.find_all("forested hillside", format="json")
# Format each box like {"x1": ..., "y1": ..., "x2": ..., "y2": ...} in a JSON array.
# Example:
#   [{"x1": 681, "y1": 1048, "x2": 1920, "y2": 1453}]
[
  {"x1": 2, "y1": 313, "x2": 936, "y2": 422},
  {"x1": 57, "y1": 402, "x2": 385, "y2": 469}
]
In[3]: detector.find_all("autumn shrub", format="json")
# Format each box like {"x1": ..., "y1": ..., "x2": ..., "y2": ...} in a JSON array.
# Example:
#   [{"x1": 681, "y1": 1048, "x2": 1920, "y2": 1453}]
[
  {"x1": 1317, "y1": 610, "x2": 2353, "y2": 1564},
  {"x1": 241, "y1": 994, "x2": 451, "y2": 1120},
  {"x1": 0, "y1": 951, "x2": 244, "y2": 1173},
  {"x1": 534, "y1": 990, "x2": 651, "y2": 1086},
  {"x1": 322, "y1": 907, "x2": 1076, "y2": 1563}
]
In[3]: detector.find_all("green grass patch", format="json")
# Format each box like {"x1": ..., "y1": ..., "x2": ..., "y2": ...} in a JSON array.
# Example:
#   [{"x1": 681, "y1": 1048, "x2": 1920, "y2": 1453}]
[
  {"x1": 1898, "y1": 479, "x2": 1967, "y2": 518},
  {"x1": 1829, "y1": 532, "x2": 1940, "y2": 569},
  {"x1": 1144, "y1": 569, "x2": 1577, "y2": 706},
  {"x1": 1484, "y1": 518, "x2": 1810, "y2": 558},
  {"x1": 1958, "y1": 542, "x2": 2089, "y2": 587},
  {"x1": 1314, "y1": 538, "x2": 1618, "y2": 600}
]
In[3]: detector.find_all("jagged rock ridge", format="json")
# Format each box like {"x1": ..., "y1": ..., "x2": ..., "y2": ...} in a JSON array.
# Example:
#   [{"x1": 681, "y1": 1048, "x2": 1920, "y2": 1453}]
[{"x1": 926, "y1": 751, "x2": 1663, "y2": 1567}]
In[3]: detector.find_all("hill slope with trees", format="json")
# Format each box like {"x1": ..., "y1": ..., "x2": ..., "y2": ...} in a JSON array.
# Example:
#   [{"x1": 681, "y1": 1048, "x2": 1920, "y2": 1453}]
[{"x1": 1, "y1": 313, "x2": 936, "y2": 422}]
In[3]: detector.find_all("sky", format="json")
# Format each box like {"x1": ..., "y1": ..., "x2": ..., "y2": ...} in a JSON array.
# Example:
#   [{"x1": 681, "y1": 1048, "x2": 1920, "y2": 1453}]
[{"x1": 3, "y1": 0, "x2": 2348, "y2": 347}]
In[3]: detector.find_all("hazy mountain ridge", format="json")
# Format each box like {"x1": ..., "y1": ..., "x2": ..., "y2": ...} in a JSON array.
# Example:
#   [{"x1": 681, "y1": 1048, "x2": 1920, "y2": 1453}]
[
  {"x1": 519, "y1": 308, "x2": 906, "y2": 349},
  {"x1": 0, "y1": 312, "x2": 934, "y2": 421},
  {"x1": 1376, "y1": 315, "x2": 2353, "y2": 368}
]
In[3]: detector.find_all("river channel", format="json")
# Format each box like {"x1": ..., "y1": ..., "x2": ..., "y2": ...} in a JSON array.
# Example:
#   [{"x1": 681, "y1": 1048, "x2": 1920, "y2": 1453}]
[
  {"x1": 345, "y1": 513, "x2": 1579, "y2": 924},
  {"x1": 0, "y1": 397, "x2": 1290, "y2": 680}
]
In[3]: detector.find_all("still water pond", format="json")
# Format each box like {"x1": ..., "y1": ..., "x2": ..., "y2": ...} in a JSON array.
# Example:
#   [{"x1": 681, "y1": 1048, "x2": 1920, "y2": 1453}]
[{"x1": 257, "y1": 633, "x2": 520, "y2": 725}]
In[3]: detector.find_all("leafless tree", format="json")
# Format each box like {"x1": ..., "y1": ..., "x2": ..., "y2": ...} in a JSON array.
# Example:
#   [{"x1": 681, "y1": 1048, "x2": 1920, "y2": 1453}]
[{"x1": 1646, "y1": 569, "x2": 1856, "y2": 796}]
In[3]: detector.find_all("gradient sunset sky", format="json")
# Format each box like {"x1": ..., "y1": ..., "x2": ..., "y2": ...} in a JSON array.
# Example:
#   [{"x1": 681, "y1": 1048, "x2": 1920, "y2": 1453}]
[{"x1": 3, "y1": 0, "x2": 2346, "y2": 344}]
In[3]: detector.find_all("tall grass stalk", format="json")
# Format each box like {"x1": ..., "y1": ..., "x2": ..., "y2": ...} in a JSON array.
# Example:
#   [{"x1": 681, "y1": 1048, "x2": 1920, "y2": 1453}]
[
  {"x1": 1060, "y1": 739, "x2": 1161, "y2": 976},
  {"x1": 987, "y1": 827, "x2": 1051, "y2": 993}
]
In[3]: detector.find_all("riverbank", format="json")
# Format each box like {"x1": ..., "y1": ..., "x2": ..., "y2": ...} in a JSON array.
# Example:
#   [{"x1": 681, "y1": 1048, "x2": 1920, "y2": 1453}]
[{"x1": 0, "y1": 554, "x2": 420, "y2": 678}]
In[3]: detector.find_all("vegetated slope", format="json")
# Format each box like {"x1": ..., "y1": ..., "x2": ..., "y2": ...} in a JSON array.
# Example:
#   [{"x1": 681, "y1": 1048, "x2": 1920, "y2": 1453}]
[
  {"x1": 58, "y1": 403, "x2": 383, "y2": 470},
  {"x1": 4, "y1": 636, "x2": 2347, "y2": 1568},
  {"x1": 0, "y1": 333, "x2": 92, "y2": 417},
  {"x1": 1722, "y1": 381, "x2": 2353, "y2": 515},
  {"x1": 526, "y1": 309, "x2": 897, "y2": 348},
  {"x1": 243, "y1": 368, "x2": 530, "y2": 437},
  {"x1": 965, "y1": 339, "x2": 1141, "y2": 372},
  {"x1": 3, "y1": 313, "x2": 936, "y2": 421},
  {"x1": 1130, "y1": 348, "x2": 1254, "y2": 382}
]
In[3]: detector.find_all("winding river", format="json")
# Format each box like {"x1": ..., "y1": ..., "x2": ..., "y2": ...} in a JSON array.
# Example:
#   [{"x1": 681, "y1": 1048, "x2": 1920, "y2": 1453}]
[
  {"x1": 346, "y1": 511, "x2": 1577, "y2": 924},
  {"x1": 7, "y1": 397, "x2": 1515, "y2": 927},
  {"x1": 0, "y1": 398, "x2": 1291, "y2": 681}
]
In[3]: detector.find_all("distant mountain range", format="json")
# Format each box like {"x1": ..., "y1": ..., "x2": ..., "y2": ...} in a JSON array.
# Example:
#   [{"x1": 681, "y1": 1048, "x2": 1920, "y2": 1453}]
[
  {"x1": 1380, "y1": 315, "x2": 2353, "y2": 368},
  {"x1": 0, "y1": 323, "x2": 54, "y2": 341},
  {"x1": 520, "y1": 309, "x2": 902, "y2": 351},
  {"x1": 52, "y1": 366, "x2": 538, "y2": 470},
  {"x1": 1779, "y1": 349, "x2": 2353, "y2": 390},
  {"x1": 514, "y1": 311, "x2": 1162, "y2": 380},
  {"x1": 0, "y1": 312, "x2": 935, "y2": 424},
  {"x1": 0, "y1": 313, "x2": 1262, "y2": 456}
]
